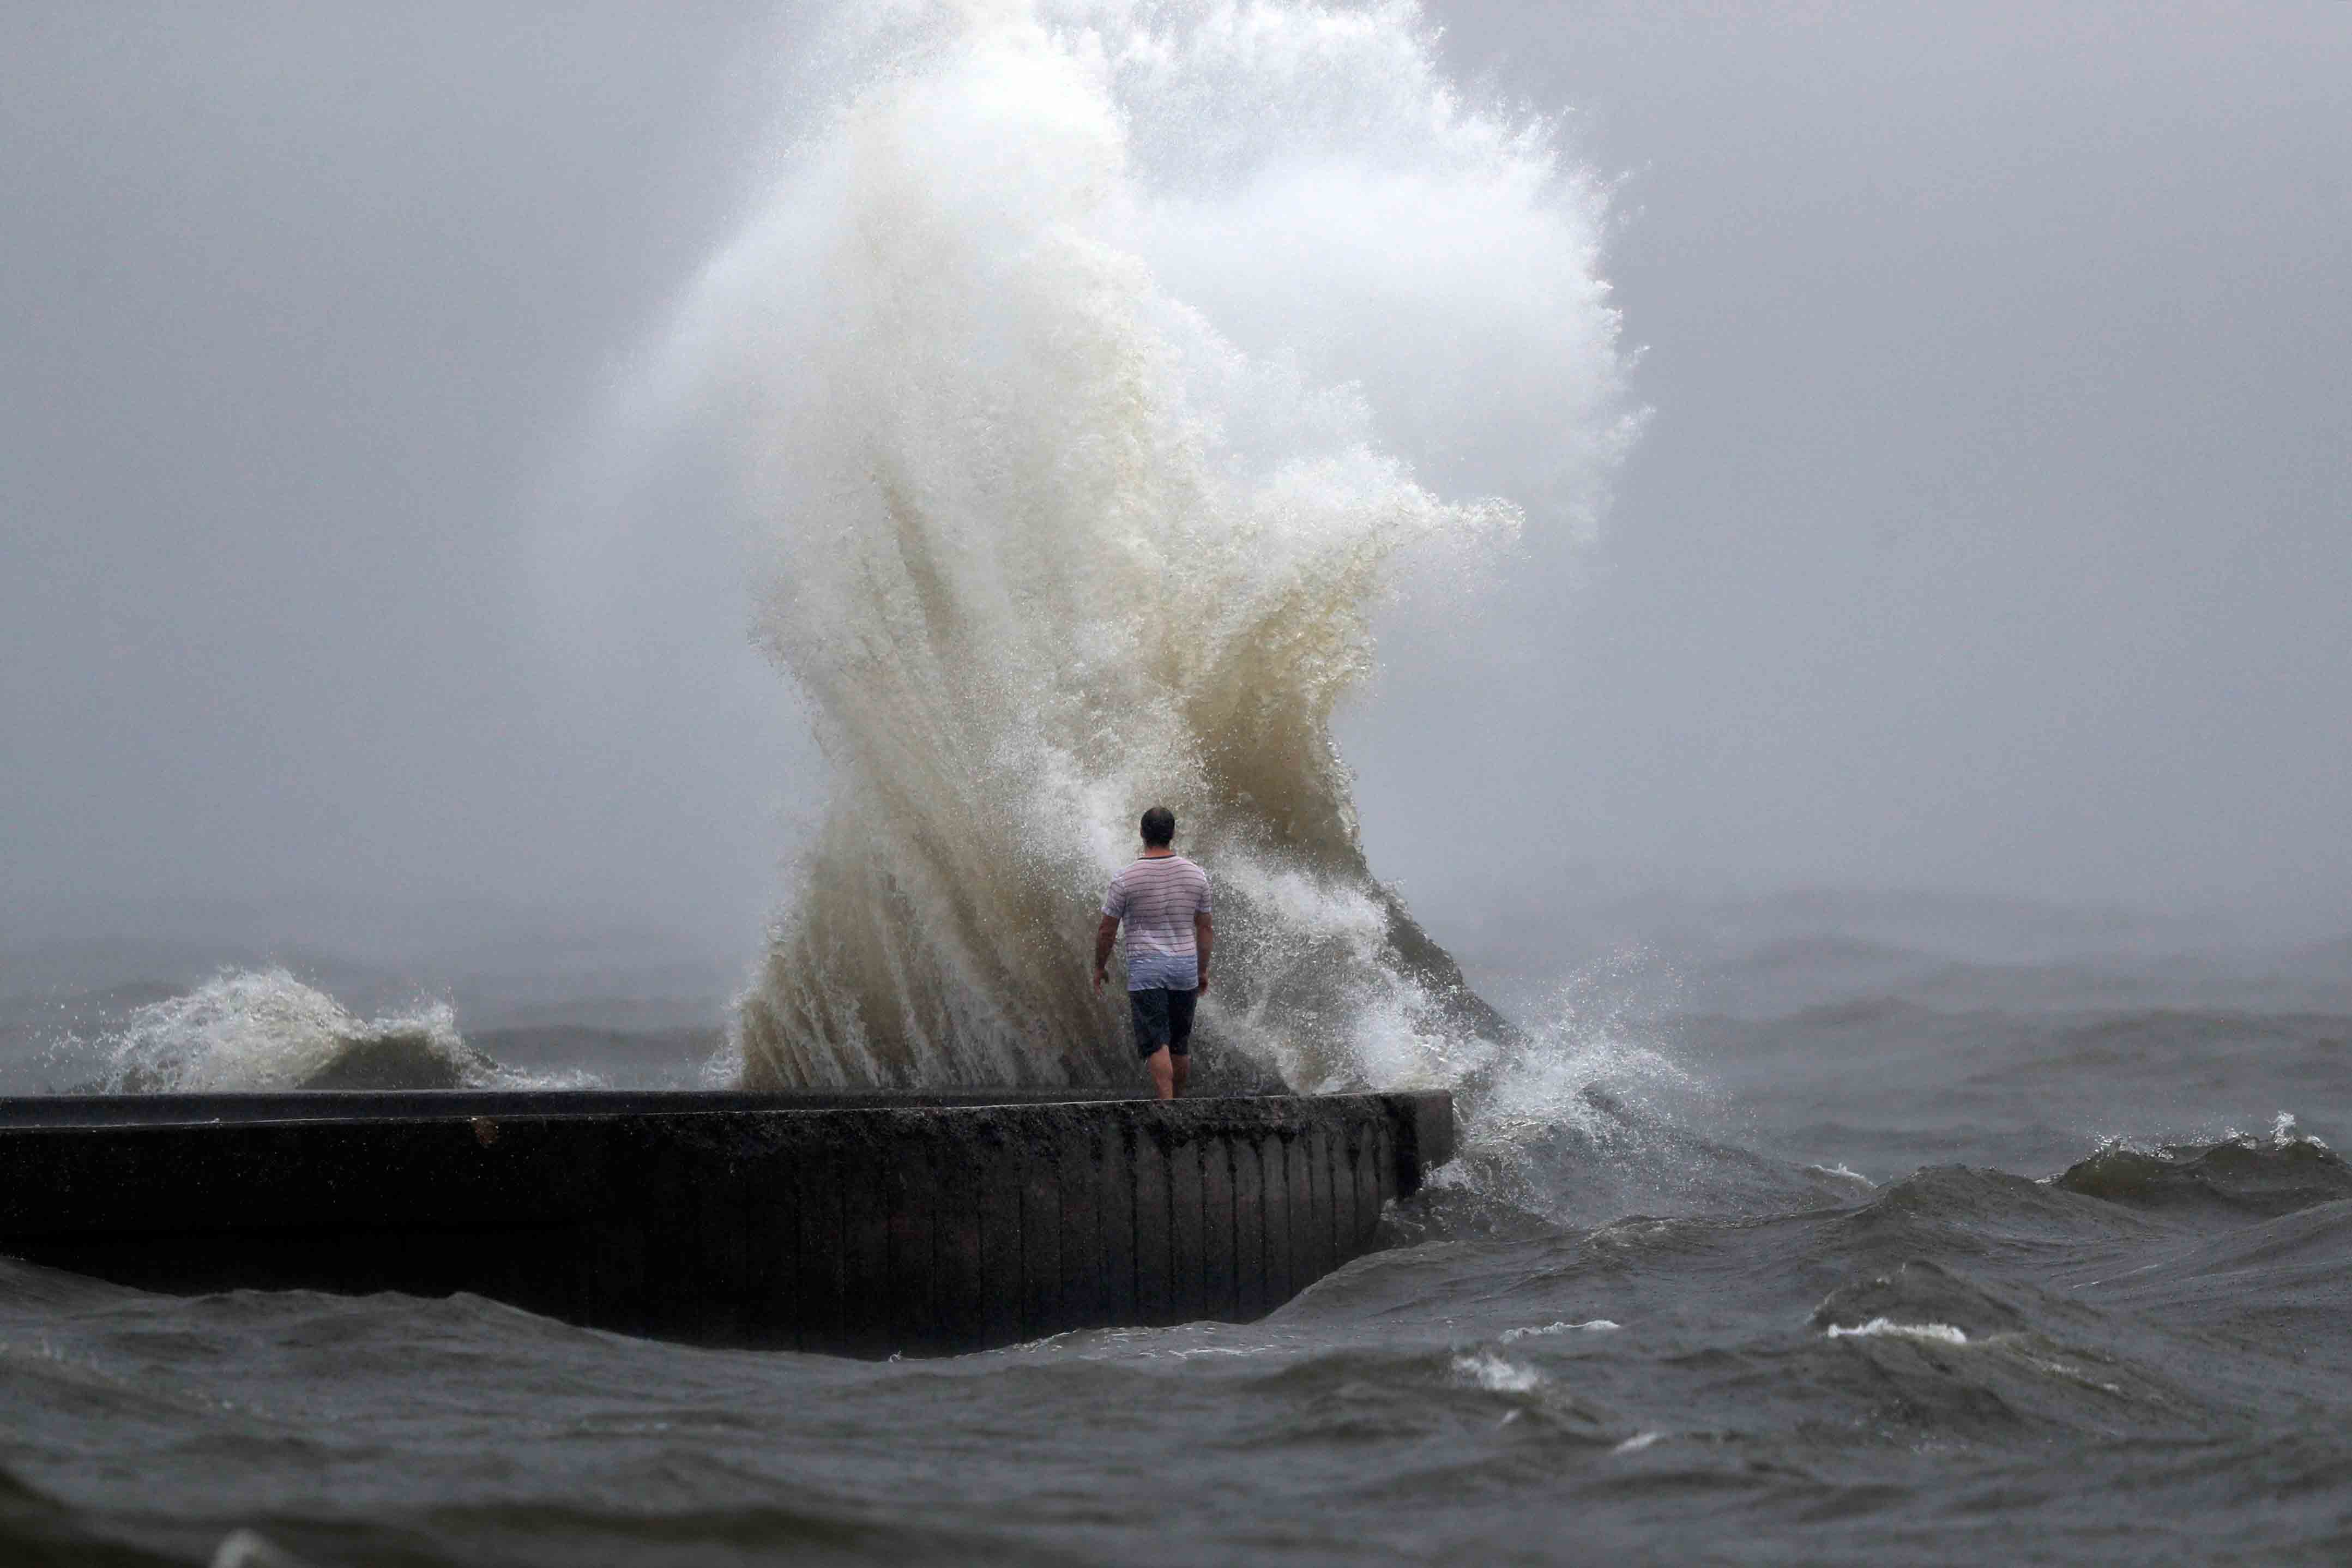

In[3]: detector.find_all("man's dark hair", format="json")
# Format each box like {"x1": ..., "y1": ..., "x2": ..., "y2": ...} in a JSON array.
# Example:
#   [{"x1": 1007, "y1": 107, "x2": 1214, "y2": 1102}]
[{"x1": 1139, "y1": 805, "x2": 1176, "y2": 847}]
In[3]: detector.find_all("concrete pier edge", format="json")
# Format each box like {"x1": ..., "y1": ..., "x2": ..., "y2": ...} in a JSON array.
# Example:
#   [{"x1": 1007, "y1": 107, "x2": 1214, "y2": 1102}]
[{"x1": 0, "y1": 1090, "x2": 1455, "y2": 1356}]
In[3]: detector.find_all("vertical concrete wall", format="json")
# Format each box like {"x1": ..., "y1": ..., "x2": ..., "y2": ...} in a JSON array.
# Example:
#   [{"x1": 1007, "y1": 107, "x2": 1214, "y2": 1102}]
[{"x1": 0, "y1": 1091, "x2": 1454, "y2": 1356}]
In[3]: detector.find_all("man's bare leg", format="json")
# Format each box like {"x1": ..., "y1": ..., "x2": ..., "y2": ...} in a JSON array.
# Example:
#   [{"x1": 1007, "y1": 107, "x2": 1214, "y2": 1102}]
[
  {"x1": 1171, "y1": 1052, "x2": 1190, "y2": 1098},
  {"x1": 1145, "y1": 1046, "x2": 1175, "y2": 1101}
]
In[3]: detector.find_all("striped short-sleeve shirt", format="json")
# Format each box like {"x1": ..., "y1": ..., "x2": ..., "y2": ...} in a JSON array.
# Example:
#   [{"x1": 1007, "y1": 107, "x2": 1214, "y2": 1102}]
[{"x1": 1101, "y1": 854, "x2": 1212, "y2": 992}]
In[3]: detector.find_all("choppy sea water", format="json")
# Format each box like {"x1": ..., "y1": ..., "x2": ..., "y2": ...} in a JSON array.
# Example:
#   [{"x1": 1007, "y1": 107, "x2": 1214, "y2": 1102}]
[{"x1": 7, "y1": 983, "x2": 2351, "y2": 1566}]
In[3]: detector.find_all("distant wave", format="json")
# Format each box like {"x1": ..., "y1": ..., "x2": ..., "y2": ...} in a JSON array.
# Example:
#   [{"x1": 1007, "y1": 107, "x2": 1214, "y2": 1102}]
[
  {"x1": 55, "y1": 968, "x2": 584, "y2": 1093},
  {"x1": 1781, "y1": 995, "x2": 1953, "y2": 1029},
  {"x1": 2053, "y1": 1117, "x2": 2350, "y2": 1217}
]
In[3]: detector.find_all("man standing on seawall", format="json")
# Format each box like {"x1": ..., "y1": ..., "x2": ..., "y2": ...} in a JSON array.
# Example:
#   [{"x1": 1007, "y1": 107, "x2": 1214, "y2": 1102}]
[{"x1": 1093, "y1": 806, "x2": 1214, "y2": 1100}]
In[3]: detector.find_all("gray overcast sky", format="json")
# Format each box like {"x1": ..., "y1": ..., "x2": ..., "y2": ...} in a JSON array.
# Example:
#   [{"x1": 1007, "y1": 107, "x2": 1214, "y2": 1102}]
[
  {"x1": 4, "y1": 3, "x2": 2348, "y2": 961},
  {"x1": 1379, "y1": 2, "x2": 2352, "y2": 940}
]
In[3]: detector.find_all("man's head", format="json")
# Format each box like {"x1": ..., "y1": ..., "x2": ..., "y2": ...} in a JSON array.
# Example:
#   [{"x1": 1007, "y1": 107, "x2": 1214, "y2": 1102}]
[{"x1": 1139, "y1": 805, "x2": 1176, "y2": 848}]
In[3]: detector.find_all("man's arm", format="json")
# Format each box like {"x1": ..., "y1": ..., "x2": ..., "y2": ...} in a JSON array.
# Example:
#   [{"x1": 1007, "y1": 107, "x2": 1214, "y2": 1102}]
[
  {"x1": 1194, "y1": 911, "x2": 1214, "y2": 996},
  {"x1": 1092, "y1": 913, "x2": 1119, "y2": 996}
]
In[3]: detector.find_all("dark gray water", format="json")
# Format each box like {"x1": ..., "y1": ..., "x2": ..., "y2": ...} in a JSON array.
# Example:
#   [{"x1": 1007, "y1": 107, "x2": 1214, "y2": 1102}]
[{"x1": 6, "y1": 943, "x2": 2352, "y2": 1565}]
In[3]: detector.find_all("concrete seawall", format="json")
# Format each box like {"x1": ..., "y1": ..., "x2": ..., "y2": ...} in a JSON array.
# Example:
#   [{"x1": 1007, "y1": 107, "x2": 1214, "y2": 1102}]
[{"x1": 0, "y1": 1091, "x2": 1454, "y2": 1355}]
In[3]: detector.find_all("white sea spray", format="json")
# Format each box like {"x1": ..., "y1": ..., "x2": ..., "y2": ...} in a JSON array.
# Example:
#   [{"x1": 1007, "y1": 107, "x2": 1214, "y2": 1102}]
[{"x1": 642, "y1": 0, "x2": 1631, "y2": 1093}]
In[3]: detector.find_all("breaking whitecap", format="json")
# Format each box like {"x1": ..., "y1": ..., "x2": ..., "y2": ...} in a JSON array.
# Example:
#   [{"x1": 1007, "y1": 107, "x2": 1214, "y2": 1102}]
[
  {"x1": 1452, "y1": 1350, "x2": 1545, "y2": 1393},
  {"x1": 1824, "y1": 1318, "x2": 1970, "y2": 1346},
  {"x1": 1498, "y1": 1320, "x2": 1621, "y2": 1342},
  {"x1": 47, "y1": 969, "x2": 584, "y2": 1093}
]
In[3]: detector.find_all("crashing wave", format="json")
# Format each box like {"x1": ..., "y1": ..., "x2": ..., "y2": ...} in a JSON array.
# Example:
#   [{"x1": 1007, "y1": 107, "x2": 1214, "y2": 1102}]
[{"x1": 651, "y1": 0, "x2": 1632, "y2": 1093}]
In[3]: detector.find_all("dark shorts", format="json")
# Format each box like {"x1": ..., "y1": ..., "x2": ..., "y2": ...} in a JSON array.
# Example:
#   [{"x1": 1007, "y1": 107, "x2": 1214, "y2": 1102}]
[{"x1": 1129, "y1": 987, "x2": 1198, "y2": 1057}]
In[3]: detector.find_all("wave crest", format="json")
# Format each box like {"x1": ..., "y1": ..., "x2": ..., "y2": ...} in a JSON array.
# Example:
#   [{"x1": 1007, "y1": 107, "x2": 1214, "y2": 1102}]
[{"x1": 2054, "y1": 1121, "x2": 2352, "y2": 1217}]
